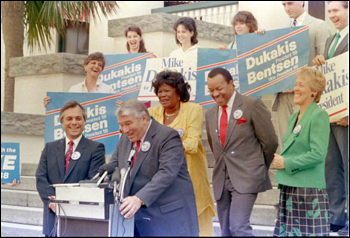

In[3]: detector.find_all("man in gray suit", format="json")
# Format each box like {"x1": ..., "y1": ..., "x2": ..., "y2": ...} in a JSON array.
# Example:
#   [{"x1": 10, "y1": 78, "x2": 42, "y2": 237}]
[
  {"x1": 36, "y1": 101, "x2": 105, "y2": 236},
  {"x1": 107, "y1": 99, "x2": 199, "y2": 236},
  {"x1": 205, "y1": 68, "x2": 278, "y2": 236},
  {"x1": 272, "y1": 1, "x2": 332, "y2": 150},
  {"x1": 313, "y1": 1, "x2": 348, "y2": 235}
]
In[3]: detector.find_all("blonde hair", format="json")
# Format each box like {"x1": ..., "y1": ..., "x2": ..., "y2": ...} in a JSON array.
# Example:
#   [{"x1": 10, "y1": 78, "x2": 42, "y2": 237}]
[{"x1": 296, "y1": 67, "x2": 326, "y2": 103}]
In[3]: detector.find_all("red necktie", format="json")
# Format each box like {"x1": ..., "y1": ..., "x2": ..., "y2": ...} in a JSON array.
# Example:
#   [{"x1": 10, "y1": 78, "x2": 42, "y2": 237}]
[
  {"x1": 132, "y1": 140, "x2": 141, "y2": 168},
  {"x1": 65, "y1": 141, "x2": 74, "y2": 173},
  {"x1": 220, "y1": 105, "x2": 228, "y2": 147}
]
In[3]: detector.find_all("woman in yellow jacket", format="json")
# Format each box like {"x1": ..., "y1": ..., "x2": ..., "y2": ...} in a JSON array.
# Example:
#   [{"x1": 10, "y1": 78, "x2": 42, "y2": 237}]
[{"x1": 148, "y1": 70, "x2": 215, "y2": 236}]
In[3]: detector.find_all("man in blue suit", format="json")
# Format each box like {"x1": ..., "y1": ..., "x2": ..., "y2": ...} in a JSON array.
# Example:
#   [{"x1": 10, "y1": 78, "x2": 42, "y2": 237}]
[{"x1": 36, "y1": 100, "x2": 105, "y2": 236}]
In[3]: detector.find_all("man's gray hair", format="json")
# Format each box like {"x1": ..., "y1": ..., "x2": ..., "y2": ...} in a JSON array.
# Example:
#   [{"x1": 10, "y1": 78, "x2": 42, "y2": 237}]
[{"x1": 116, "y1": 99, "x2": 151, "y2": 120}]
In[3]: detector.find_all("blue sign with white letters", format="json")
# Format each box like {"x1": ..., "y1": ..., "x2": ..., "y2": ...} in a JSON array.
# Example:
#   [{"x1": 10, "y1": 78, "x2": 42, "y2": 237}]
[
  {"x1": 45, "y1": 92, "x2": 121, "y2": 155},
  {"x1": 1, "y1": 143, "x2": 20, "y2": 184}
]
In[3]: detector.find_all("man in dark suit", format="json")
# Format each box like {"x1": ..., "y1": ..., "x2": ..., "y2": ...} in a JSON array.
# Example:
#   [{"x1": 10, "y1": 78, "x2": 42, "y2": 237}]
[
  {"x1": 107, "y1": 99, "x2": 198, "y2": 236},
  {"x1": 313, "y1": 1, "x2": 348, "y2": 235},
  {"x1": 36, "y1": 100, "x2": 105, "y2": 236},
  {"x1": 205, "y1": 68, "x2": 278, "y2": 236}
]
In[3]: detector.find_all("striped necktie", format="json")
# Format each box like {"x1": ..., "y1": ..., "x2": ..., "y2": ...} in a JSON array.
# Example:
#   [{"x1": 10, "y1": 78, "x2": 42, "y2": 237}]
[
  {"x1": 65, "y1": 141, "x2": 74, "y2": 173},
  {"x1": 328, "y1": 33, "x2": 341, "y2": 59}
]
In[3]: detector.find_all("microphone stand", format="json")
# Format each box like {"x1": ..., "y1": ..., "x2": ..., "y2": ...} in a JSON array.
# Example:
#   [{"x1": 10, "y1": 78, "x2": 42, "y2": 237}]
[{"x1": 109, "y1": 148, "x2": 136, "y2": 237}]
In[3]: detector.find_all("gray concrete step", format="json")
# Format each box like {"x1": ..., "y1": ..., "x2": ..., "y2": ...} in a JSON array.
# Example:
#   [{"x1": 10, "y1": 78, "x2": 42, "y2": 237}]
[
  {"x1": 1, "y1": 205, "x2": 43, "y2": 226},
  {"x1": 1, "y1": 175, "x2": 37, "y2": 191},
  {"x1": 1, "y1": 189, "x2": 43, "y2": 208},
  {"x1": 1, "y1": 222, "x2": 43, "y2": 237}
]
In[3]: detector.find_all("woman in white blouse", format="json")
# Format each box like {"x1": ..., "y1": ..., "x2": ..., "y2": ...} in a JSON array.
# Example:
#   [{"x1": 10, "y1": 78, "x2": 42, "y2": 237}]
[
  {"x1": 170, "y1": 17, "x2": 199, "y2": 59},
  {"x1": 44, "y1": 52, "x2": 115, "y2": 107}
]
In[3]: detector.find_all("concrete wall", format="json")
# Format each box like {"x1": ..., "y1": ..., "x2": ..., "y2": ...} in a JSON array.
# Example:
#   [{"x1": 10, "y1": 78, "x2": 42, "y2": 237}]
[
  {"x1": 1, "y1": 112, "x2": 45, "y2": 164},
  {"x1": 10, "y1": 53, "x2": 87, "y2": 115}
]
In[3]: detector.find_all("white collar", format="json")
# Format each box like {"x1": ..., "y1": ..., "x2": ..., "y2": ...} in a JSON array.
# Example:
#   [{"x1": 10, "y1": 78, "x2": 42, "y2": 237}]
[
  {"x1": 65, "y1": 134, "x2": 83, "y2": 148},
  {"x1": 82, "y1": 78, "x2": 101, "y2": 88},
  {"x1": 338, "y1": 25, "x2": 349, "y2": 38},
  {"x1": 292, "y1": 11, "x2": 307, "y2": 26},
  {"x1": 181, "y1": 44, "x2": 198, "y2": 53},
  {"x1": 223, "y1": 90, "x2": 237, "y2": 109},
  {"x1": 140, "y1": 119, "x2": 152, "y2": 143}
]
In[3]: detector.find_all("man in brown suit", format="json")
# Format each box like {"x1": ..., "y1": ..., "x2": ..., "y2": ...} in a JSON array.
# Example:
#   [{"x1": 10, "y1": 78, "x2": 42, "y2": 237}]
[{"x1": 205, "y1": 67, "x2": 278, "y2": 236}]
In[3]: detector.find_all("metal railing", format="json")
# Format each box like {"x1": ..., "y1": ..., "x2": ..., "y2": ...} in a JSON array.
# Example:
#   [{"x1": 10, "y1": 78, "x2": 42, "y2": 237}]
[{"x1": 152, "y1": 1, "x2": 238, "y2": 26}]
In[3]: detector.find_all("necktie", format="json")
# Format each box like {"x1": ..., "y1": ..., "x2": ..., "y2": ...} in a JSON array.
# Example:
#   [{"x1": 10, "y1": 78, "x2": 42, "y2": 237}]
[
  {"x1": 220, "y1": 105, "x2": 228, "y2": 147},
  {"x1": 328, "y1": 33, "x2": 341, "y2": 59},
  {"x1": 132, "y1": 140, "x2": 141, "y2": 167},
  {"x1": 65, "y1": 141, "x2": 74, "y2": 173},
  {"x1": 292, "y1": 19, "x2": 297, "y2": 27}
]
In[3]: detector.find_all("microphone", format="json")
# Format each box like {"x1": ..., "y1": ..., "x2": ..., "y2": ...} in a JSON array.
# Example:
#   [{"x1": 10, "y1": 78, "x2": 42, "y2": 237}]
[
  {"x1": 127, "y1": 148, "x2": 136, "y2": 166},
  {"x1": 119, "y1": 168, "x2": 127, "y2": 201}
]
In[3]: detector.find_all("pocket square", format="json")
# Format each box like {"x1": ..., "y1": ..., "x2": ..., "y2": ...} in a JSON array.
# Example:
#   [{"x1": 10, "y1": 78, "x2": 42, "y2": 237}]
[{"x1": 237, "y1": 117, "x2": 247, "y2": 124}]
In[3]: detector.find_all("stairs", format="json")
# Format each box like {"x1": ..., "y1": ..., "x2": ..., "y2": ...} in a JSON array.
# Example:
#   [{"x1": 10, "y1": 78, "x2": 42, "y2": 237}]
[{"x1": 1, "y1": 164, "x2": 44, "y2": 237}]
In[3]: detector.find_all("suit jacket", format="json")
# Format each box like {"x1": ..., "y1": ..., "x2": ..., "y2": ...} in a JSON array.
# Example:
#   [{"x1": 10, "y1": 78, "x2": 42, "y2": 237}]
[
  {"x1": 324, "y1": 32, "x2": 349, "y2": 60},
  {"x1": 303, "y1": 13, "x2": 332, "y2": 66},
  {"x1": 109, "y1": 119, "x2": 199, "y2": 236},
  {"x1": 275, "y1": 102, "x2": 330, "y2": 188},
  {"x1": 36, "y1": 136, "x2": 105, "y2": 236},
  {"x1": 206, "y1": 92, "x2": 278, "y2": 200},
  {"x1": 271, "y1": 13, "x2": 331, "y2": 110}
]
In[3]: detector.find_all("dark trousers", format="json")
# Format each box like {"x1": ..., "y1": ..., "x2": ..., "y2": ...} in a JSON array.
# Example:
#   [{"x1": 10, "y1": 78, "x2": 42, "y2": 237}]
[
  {"x1": 217, "y1": 170, "x2": 257, "y2": 236},
  {"x1": 325, "y1": 124, "x2": 349, "y2": 226}
]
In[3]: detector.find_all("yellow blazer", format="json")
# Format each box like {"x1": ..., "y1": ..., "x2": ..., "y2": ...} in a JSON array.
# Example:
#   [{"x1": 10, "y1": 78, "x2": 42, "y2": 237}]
[{"x1": 148, "y1": 102, "x2": 215, "y2": 216}]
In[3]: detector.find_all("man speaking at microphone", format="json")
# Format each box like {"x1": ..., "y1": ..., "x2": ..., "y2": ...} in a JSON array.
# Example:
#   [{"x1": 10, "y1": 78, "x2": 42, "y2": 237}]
[
  {"x1": 105, "y1": 99, "x2": 199, "y2": 236},
  {"x1": 36, "y1": 101, "x2": 105, "y2": 237}
]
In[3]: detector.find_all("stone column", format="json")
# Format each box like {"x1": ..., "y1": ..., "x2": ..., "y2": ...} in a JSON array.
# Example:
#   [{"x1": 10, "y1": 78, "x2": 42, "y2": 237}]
[{"x1": 10, "y1": 53, "x2": 87, "y2": 115}]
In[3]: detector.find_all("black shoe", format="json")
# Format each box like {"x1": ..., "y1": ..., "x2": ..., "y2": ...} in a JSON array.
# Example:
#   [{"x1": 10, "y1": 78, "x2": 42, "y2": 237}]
[
  {"x1": 338, "y1": 226, "x2": 348, "y2": 236},
  {"x1": 330, "y1": 224, "x2": 345, "y2": 232}
]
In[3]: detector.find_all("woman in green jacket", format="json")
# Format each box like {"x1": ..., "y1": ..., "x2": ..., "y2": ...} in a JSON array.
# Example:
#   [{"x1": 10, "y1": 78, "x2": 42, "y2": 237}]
[{"x1": 273, "y1": 67, "x2": 330, "y2": 237}]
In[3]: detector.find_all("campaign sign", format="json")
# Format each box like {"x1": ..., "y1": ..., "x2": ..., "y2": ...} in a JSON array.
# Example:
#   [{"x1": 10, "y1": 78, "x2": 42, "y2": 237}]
[
  {"x1": 196, "y1": 48, "x2": 239, "y2": 109},
  {"x1": 45, "y1": 92, "x2": 120, "y2": 155},
  {"x1": 100, "y1": 53, "x2": 154, "y2": 101},
  {"x1": 1, "y1": 143, "x2": 20, "y2": 184},
  {"x1": 138, "y1": 55, "x2": 197, "y2": 101},
  {"x1": 317, "y1": 52, "x2": 349, "y2": 122},
  {"x1": 236, "y1": 26, "x2": 310, "y2": 97}
]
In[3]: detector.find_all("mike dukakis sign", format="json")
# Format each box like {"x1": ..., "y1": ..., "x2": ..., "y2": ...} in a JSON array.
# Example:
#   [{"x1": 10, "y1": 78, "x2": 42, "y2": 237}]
[
  {"x1": 316, "y1": 52, "x2": 349, "y2": 122},
  {"x1": 236, "y1": 26, "x2": 310, "y2": 97},
  {"x1": 45, "y1": 92, "x2": 120, "y2": 155}
]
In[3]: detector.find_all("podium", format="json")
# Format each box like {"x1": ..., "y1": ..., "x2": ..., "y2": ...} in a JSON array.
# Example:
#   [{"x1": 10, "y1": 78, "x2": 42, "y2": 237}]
[{"x1": 54, "y1": 183, "x2": 134, "y2": 237}]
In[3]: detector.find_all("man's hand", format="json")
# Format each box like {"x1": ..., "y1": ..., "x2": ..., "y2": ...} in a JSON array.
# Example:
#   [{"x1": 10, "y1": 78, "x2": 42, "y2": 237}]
[
  {"x1": 332, "y1": 116, "x2": 348, "y2": 126},
  {"x1": 119, "y1": 196, "x2": 143, "y2": 219},
  {"x1": 48, "y1": 196, "x2": 56, "y2": 213},
  {"x1": 313, "y1": 54, "x2": 326, "y2": 66}
]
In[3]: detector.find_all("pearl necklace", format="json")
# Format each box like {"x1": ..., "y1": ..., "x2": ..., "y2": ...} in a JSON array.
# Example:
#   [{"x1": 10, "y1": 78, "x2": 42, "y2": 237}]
[{"x1": 165, "y1": 110, "x2": 179, "y2": 119}]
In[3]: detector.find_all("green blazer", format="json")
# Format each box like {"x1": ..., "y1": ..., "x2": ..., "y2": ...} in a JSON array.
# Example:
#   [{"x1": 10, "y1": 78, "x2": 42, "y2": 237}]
[{"x1": 275, "y1": 102, "x2": 330, "y2": 189}]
